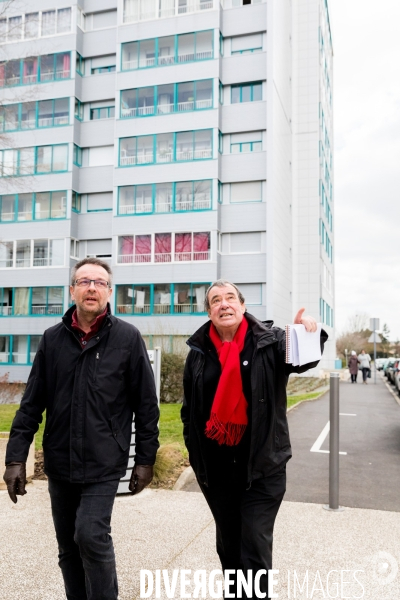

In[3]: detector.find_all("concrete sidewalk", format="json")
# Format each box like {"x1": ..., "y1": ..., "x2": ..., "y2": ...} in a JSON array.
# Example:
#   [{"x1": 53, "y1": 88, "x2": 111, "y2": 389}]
[{"x1": 1, "y1": 481, "x2": 400, "y2": 599}]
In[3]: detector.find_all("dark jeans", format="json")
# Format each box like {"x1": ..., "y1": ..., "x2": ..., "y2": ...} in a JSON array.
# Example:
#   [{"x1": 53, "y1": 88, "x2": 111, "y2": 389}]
[
  {"x1": 362, "y1": 367, "x2": 369, "y2": 382},
  {"x1": 48, "y1": 477, "x2": 120, "y2": 600},
  {"x1": 198, "y1": 466, "x2": 286, "y2": 600},
  {"x1": 351, "y1": 373, "x2": 358, "y2": 383}
]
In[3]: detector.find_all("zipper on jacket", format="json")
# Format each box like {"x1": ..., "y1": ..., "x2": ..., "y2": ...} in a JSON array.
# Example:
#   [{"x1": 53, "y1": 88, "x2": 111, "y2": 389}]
[{"x1": 93, "y1": 352, "x2": 100, "y2": 382}]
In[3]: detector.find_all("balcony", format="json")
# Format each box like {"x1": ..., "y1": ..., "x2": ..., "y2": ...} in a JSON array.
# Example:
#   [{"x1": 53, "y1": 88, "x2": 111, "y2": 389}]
[{"x1": 123, "y1": 0, "x2": 215, "y2": 24}]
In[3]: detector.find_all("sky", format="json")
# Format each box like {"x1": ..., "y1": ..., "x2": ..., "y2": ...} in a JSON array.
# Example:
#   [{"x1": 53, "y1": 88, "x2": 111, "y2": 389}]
[{"x1": 329, "y1": 0, "x2": 400, "y2": 339}]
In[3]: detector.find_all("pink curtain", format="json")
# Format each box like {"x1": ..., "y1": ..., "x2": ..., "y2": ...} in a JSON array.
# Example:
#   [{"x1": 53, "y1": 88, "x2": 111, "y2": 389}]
[
  {"x1": 175, "y1": 233, "x2": 191, "y2": 253},
  {"x1": 193, "y1": 232, "x2": 209, "y2": 252},
  {"x1": 63, "y1": 53, "x2": 70, "y2": 77},
  {"x1": 121, "y1": 236, "x2": 134, "y2": 255},
  {"x1": 135, "y1": 235, "x2": 151, "y2": 255},
  {"x1": 155, "y1": 233, "x2": 171, "y2": 254}
]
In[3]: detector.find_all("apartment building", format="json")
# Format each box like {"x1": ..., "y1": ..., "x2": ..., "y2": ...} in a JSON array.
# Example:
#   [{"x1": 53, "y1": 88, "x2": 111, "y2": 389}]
[{"x1": 0, "y1": 0, "x2": 335, "y2": 382}]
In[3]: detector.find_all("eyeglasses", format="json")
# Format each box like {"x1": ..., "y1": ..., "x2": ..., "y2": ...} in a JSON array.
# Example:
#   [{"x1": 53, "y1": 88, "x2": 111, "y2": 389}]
[{"x1": 74, "y1": 279, "x2": 110, "y2": 289}]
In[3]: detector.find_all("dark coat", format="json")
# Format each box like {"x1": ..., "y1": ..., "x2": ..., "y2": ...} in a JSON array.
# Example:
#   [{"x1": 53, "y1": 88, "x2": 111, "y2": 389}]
[
  {"x1": 181, "y1": 313, "x2": 328, "y2": 487},
  {"x1": 6, "y1": 305, "x2": 159, "y2": 483},
  {"x1": 348, "y1": 355, "x2": 359, "y2": 375}
]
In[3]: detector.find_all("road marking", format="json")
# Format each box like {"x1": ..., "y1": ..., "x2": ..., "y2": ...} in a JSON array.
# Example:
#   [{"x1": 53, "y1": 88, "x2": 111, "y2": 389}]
[
  {"x1": 310, "y1": 416, "x2": 354, "y2": 455},
  {"x1": 310, "y1": 422, "x2": 330, "y2": 453}
]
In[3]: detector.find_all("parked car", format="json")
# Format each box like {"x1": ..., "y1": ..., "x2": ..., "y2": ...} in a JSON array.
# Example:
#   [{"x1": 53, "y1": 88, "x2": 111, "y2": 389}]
[
  {"x1": 375, "y1": 358, "x2": 386, "y2": 370},
  {"x1": 394, "y1": 370, "x2": 400, "y2": 395},
  {"x1": 388, "y1": 359, "x2": 400, "y2": 386},
  {"x1": 383, "y1": 359, "x2": 396, "y2": 378}
]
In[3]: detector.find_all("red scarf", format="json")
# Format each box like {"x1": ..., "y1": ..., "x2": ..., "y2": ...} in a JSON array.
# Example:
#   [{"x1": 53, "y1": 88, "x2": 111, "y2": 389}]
[{"x1": 205, "y1": 316, "x2": 249, "y2": 446}]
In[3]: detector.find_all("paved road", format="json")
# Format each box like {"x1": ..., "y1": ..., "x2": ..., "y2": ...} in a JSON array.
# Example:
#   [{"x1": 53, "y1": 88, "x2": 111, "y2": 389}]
[
  {"x1": 285, "y1": 374, "x2": 400, "y2": 511},
  {"x1": 182, "y1": 375, "x2": 400, "y2": 511}
]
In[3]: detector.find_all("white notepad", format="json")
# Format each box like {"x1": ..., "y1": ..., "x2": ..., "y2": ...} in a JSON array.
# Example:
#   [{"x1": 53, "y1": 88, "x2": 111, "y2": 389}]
[{"x1": 285, "y1": 323, "x2": 322, "y2": 366}]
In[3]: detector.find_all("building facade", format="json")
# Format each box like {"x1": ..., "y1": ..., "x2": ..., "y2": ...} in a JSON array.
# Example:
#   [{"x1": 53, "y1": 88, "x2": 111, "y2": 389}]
[{"x1": 0, "y1": 0, "x2": 335, "y2": 382}]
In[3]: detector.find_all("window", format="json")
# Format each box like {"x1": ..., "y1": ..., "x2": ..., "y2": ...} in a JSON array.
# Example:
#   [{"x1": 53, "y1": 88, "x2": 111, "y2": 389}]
[
  {"x1": 0, "y1": 336, "x2": 11, "y2": 363},
  {"x1": 232, "y1": 0, "x2": 262, "y2": 5},
  {"x1": 90, "y1": 106, "x2": 115, "y2": 120},
  {"x1": 7, "y1": 16, "x2": 23, "y2": 41},
  {"x1": 25, "y1": 13, "x2": 39, "y2": 39},
  {"x1": 230, "y1": 131, "x2": 262, "y2": 153},
  {"x1": 118, "y1": 180, "x2": 212, "y2": 215},
  {"x1": 36, "y1": 145, "x2": 68, "y2": 173},
  {"x1": 120, "y1": 79, "x2": 213, "y2": 118},
  {"x1": 0, "y1": 238, "x2": 65, "y2": 267},
  {"x1": 230, "y1": 181, "x2": 262, "y2": 203},
  {"x1": 35, "y1": 192, "x2": 67, "y2": 219},
  {"x1": 57, "y1": 8, "x2": 72, "y2": 33},
  {"x1": 0, "y1": 287, "x2": 64, "y2": 317},
  {"x1": 0, "y1": 335, "x2": 44, "y2": 364},
  {"x1": 231, "y1": 82, "x2": 262, "y2": 103},
  {"x1": 21, "y1": 102, "x2": 36, "y2": 129},
  {"x1": 72, "y1": 191, "x2": 81, "y2": 213},
  {"x1": 116, "y1": 285, "x2": 151, "y2": 314},
  {"x1": 70, "y1": 239, "x2": 80, "y2": 258},
  {"x1": 37, "y1": 98, "x2": 69, "y2": 127},
  {"x1": 119, "y1": 129, "x2": 212, "y2": 166},
  {"x1": 0, "y1": 146, "x2": 68, "y2": 177},
  {"x1": 75, "y1": 99, "x2": 83, "y2": 121},
  {"x1": 0, "y1": 52, "x2": 71, "y2": 86},
  {"x1": 42, "y1": 10, "x2": 56, "y2": 36},
  {"x1": 16, "y1": 240, "x2": 31, "y2": 267},
  {"x1": 0, "y1": 242, "x2": 13, "y2": 268},
  {"x1": 76, "y1": 53, "x2": 85, "y2": 76},
  {"x1": 117, "y1": 232, "x2": 211, "y2": 263},
  {"x1": 231, "y1": 33, "x2": 263, "y2": 54},
  {"x1": 91, "y1": 66, "x2": 116, "y2": 74},
  {"x1": 73, "y1": 145, "x2": 82, "y2": 167},
  {"x1": 116, "y1": 283, "x2": 209, "y2": 315}
]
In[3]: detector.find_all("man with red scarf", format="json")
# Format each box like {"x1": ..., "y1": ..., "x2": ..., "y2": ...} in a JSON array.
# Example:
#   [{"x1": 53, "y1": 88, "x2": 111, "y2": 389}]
[{"x1": 181, "y1": 279, "x2": 328, "y2": 599}]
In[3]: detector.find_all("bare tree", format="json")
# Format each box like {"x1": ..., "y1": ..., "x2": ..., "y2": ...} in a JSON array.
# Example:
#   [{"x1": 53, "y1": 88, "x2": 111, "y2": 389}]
[{"x1": 345, "y1": 312, "x2": 370, "y2": 334}]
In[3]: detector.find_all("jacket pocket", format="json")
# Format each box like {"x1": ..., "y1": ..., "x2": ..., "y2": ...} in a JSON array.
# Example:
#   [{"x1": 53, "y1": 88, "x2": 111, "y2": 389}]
[{"x1": 110, "y1": 416, "x2": 129, "y2": 452}]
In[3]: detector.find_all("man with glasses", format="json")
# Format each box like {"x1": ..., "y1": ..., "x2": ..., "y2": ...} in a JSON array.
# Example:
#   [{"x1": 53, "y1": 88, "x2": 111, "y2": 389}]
[{"x1": 3, "y1": 258, "x2": 159, "y2": 600}]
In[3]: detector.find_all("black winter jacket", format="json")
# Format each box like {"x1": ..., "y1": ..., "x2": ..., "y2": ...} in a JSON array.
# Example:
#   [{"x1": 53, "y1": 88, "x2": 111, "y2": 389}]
[
  {"x1": 6, "y1": 305, "x2": 159, "y2": 483},
  {"x1": 181, "y1": 313, "x2": 328, "y2": 487}
]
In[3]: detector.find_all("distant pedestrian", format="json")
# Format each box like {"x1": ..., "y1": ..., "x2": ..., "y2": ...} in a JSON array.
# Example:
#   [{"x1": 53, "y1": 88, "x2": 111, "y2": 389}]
[
  {"x1": 348, "y1": 351, "x2": 359, "y2": 383},
  {"x1": 358, "y1": 349, "x2": 371, "y2": 384}
]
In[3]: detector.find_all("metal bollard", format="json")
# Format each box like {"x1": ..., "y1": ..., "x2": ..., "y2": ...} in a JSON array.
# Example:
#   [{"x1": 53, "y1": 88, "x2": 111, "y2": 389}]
[{"x1": 323, "y1": 373, "x2": 344, "y2": 512}]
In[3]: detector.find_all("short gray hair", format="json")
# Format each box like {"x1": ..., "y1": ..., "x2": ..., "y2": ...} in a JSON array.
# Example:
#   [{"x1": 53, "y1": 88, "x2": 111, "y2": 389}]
[
  {"x1": 204, "y1": 279, "x2": 245, "y2": 311},
  {"x1": 70, "y1": 257, "x2": 113, "y2": 286}
]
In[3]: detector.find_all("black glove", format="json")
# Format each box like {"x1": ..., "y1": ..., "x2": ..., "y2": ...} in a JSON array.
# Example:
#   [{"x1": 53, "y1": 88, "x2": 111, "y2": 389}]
[
  {"x1": 3, "y1": 462, "x2": 27, "y2": 504},
  {"x1": 129, "y1": 464, "x2": 153, "y2": 495}
]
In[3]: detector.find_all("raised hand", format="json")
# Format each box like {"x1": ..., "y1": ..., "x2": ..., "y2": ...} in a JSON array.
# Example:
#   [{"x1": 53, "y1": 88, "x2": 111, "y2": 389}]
[{"x1": 294, "y1": 308, "x2": 318, "y2": 332}]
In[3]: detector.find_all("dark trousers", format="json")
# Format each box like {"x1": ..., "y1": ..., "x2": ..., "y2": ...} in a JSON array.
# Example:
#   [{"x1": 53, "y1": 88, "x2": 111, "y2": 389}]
[
  {"x1": 362, "y1": 367, "x2": 369, "y2": 382},
  {"x1": 48, "y1": 477, "x2": 120, "y2": 600},
  {"x1": 351, "y1": 373, "x2": 357, "y2": 383},
  {"x1": 198, "y1": 466, "x2": 286, "y2": 599}
]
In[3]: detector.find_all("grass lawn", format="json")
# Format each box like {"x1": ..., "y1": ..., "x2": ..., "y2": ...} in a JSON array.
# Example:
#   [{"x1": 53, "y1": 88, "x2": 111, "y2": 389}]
[
  {"x1": 287, "y1": 391, "x2": 325, "y2": 409},
  {"x1": 0, "y1": 395, "x2": 325, "y2": 453},
  {"x1": 0, "y1": 405, "x2": 45, "y2": 450},
  {"x1": 0, "y1": 404, "x2": 184, "y2": 453},
  {"x1": 158, "y1": 403, "x2": 184, "y2": 448}
]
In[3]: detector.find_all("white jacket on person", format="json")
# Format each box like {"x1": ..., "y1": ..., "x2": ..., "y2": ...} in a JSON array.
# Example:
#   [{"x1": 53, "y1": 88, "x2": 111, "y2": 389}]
[{"x1": 358, "y1": 353, "x2": 371, "y2": 368}]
